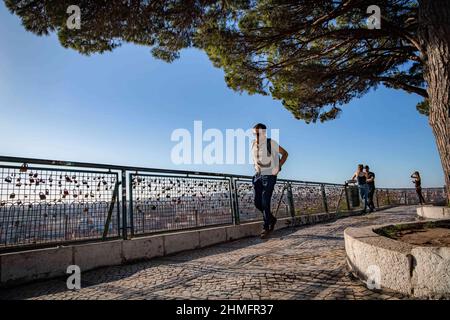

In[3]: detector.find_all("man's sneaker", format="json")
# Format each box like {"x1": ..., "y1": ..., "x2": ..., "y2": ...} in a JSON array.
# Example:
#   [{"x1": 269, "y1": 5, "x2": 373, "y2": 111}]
[
  {"x1": 269, "y1": 217, "x2": 277, "y2": 231},
  {"x1": 260, "y1": 229, "x2": 270, "y2": 239}
]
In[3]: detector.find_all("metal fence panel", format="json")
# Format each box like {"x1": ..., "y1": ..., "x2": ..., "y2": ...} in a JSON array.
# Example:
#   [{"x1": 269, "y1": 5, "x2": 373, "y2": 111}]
[
  {"x1": 235, "y1": 178, "x2": 291, "y2": 223},
  {"x1": 0, "y1": 156, "x2": 447, "y2": 252},
  {"x1": 0, "y1": 165, "x2": 119, "y2": 250},
  {"x1": 375, "y1": 189, "x2": 389, "y2": 207},
  {"x1": 290, "y1": 182, "x2": 325, "y2": 215},
  {"x1": 129, "y1": 174, "x2": 233, "y2": 235},
  {"x1": 324, "y1": 184, "x2": 348, "y2": 213},
  {"x1": 424, "y1": 188, "x2": 447, "y2": 204}
]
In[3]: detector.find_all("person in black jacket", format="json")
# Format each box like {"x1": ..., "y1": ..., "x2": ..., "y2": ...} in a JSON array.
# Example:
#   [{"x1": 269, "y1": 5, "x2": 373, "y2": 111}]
[{"x1": 365, "y1": 165, "x2": 376, "y2": 212}]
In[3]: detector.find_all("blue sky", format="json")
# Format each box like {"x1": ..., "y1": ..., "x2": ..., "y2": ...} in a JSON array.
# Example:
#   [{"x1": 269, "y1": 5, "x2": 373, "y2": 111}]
[{"x1": 0, "y1": 4, "x2": 445, "y2": 188}]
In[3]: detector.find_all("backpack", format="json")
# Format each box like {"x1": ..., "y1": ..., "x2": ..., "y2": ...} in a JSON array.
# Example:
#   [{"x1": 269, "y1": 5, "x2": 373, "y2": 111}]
[
  {"x1": 253, "y1": 138, "x2": 281, "y2": 173},
  {"x1": 266, "y1": 138, "x2": 272, "y2": 156},
  {"x1": 253, "y1": 138, "x2": 272, "y2": 155}
]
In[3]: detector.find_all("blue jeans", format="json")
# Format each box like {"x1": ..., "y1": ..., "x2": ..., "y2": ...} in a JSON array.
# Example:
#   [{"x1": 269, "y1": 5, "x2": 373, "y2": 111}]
[
  {"x1": 359, "y1": 184, "x2": 369, "y2": 210},
  {"x1": 252, "y1": 174, "x2": 277, "y2": 230}
]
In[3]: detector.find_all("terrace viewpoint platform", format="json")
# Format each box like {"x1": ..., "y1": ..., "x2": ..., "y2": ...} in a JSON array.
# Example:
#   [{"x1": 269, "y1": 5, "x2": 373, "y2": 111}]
[{"x1": 0, "y1": 206, "x2": 419, "y2": 300}]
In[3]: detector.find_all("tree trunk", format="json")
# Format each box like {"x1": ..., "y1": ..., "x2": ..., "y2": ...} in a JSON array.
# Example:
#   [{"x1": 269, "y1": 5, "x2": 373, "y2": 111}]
[{"x1": 419, "y1": 0, "x2": 450, "y2": 204}]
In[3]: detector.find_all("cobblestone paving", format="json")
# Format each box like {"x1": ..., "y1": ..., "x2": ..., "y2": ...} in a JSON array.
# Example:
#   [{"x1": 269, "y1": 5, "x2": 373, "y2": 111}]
[{"x1": 0, "y1": 206, "x2": 419, "y2": 300}]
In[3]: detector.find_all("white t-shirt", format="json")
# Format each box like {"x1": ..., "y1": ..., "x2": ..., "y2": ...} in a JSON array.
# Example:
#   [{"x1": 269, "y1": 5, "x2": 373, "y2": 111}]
[{"x1": 251, "y1": 138, "x2": 280, "y2": 176}]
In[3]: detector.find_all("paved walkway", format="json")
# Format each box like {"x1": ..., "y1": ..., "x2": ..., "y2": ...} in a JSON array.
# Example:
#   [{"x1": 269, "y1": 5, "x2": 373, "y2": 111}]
[{"x1": 0, "y1": 206, "x2": 419, "y2": 300}]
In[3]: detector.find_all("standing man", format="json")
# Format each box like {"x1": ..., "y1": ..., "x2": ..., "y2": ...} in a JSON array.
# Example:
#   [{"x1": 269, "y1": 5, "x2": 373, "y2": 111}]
[
  {"x1": 251, "y1": 123, "x2": 289, "y2": 239},
  {"x1": 365, "y1": 165, "x2": 376, "y2": 212}
]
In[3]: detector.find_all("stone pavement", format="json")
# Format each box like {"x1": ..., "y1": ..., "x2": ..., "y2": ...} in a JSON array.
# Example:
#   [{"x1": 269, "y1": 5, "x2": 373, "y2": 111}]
[{"x1": 0, "y1": 206, "x2": 419, "y2": 300}]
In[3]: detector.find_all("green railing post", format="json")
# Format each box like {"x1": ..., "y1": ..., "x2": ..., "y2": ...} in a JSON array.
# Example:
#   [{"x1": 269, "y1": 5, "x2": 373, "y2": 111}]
[
  {"x1": 121, "y1": 170, "x2": 128, "y2": 240},
  {"x1": 231, "y1": 178, "x2": 240, "y2": 225},
  {"x1": 227, "y1": 177, "x2": 236, "y2": 225},
  {"x1": 103, "y1": 180, "x2": 119, "y2": 240},
  {"x1": 128, "y1": 173, "x2": 135, "y2": 237},
  {"x1": 321, "y1": 184, "x2": 328, "y2": 213},
  {"x1": 287, "y1": 182, "x2": 295, "y2": 219}
]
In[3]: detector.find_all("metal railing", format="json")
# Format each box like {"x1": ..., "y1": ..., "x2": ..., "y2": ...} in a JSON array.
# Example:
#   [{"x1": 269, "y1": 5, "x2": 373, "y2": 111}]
[
  {"x1": 0, "y1": 156, "x2": 447, "y2": 252},
  {"x1": 374, "y1": 187, "x2": 447, "y2": 206},
  {"x1": 129, "y1": 173, "x2": 233, "y2": 235}
]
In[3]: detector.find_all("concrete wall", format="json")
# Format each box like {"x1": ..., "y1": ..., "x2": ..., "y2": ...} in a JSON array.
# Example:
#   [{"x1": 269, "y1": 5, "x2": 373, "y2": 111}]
[
  {"x1": 344, "y1": 220, "x2": 450, "y2": 299},
  {"x1": 0, "y1": 222, "x2": 265, "y2": 287},
  {"x1": 417, "y1": 206, "x2": 450, "y2": 220},
  {"x1": 0, "y1": 209, "x2": 354, "y2": 288},
  {"x1": 411, "y1": 246, "x2": 450, "y2": 298},
  {"x1": 344, "y1": 225, "x2": 414, "y2": 296}
]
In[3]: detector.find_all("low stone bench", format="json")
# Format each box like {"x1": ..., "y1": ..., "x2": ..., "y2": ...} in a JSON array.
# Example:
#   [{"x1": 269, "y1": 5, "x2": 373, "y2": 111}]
[{"x1": 344, "y1": 220, "x2": 450, "y2": 299}]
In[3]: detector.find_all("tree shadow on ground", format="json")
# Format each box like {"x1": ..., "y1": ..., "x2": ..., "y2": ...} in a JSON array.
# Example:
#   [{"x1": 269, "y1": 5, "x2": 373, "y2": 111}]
[{"x1": 0, "y1": 225, "x2": 311, "y2": 300}]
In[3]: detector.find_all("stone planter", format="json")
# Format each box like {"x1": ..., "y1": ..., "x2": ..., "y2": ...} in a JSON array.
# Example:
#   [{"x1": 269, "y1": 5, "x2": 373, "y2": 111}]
[{"x1": 344, "y1": 220, "x2": 450, "y2": 299}]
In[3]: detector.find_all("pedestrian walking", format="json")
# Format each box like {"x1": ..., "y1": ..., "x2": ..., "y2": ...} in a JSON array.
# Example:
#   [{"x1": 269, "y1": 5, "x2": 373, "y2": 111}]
[{"x1": 251, "y1": 123, "x2": 289, "y2": 239}]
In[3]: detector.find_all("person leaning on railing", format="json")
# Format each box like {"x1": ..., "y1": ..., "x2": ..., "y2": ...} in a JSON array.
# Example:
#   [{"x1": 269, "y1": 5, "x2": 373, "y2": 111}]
[{"x1": 351, "y1": 164, "x2": 369, "y2": 213}]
